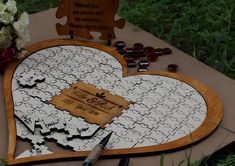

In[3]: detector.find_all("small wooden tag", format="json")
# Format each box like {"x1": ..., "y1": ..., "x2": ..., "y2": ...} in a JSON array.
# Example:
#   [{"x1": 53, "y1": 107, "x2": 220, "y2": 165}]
[
  {"x1": 63, "y1": 89, "x2": 122, "y2": 117},
  {"x1": 56, "y1": 0, "x2": 125, "y2": 40},
  {"x1": 50, "y1": 81, "x2": 130, "y2": 128}
]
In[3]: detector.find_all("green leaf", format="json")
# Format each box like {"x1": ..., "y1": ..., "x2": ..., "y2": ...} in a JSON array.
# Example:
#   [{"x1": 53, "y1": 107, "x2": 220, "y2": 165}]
[{"x1": 160, "y1": 153, "x2": 165, "y2": 166}]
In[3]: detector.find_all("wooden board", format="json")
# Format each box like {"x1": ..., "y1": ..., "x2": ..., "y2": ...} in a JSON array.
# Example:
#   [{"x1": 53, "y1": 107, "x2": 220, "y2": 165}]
[
  {"x1": 56, "y1": 0, "x2": 125, "y2": 39},
  {"x1": 3, "y1": 39, "x2": 223, "y2": 165}
]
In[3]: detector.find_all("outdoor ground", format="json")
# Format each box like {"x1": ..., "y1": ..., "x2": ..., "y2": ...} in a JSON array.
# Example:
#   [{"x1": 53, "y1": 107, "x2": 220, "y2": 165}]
[{"x1": 11, "y1": 0, "x2": 235, "y2": 165}]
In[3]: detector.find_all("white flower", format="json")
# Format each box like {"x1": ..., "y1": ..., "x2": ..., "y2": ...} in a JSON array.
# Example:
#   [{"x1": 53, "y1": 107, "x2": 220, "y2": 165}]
[
  {"x1": 0, "y1": 26, "x2": 13, "y2": 49},
  {"x1": 0, "y1": 26, "x2": 13, "y2": 39},
  {"x1": 16, "y1": 49, "x2": 28, "y2": 59},
  {"x1": 0, "y1": 11, "x2": 14, "y2": 24},
  {"x1": 0, "y1": 37, "x2": 12, "y2": 49},
  {"x1": 15, "y1": 32, "x2": 29, "y2": 50},
  {"x1": 0, "y1": 1, "x2": 30, "y2": 53},
  {"x1": 15, "y1": 37, "x2": 25, "y2": 50},
  {"x1": 13, "y1": 12, "x2": 29, "y2": 36},
  {"x1": 6, "y1": 0, "x2": 17, "y2": 14},
  {"x1": 0, "y1": 0, "x2": 30, "y2": 63},
  {"x1": 0, "y1": 2, "x2": 6, "y2": 12}
]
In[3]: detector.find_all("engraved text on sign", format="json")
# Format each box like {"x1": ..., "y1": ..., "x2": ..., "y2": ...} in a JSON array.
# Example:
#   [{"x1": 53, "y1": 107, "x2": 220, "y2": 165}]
[
  {"x1": 50, "y1": 81, "x2": 130, "y2": 127},
  {"x1": 56, "y1": 0, "x2": 125, "y2": 40}
]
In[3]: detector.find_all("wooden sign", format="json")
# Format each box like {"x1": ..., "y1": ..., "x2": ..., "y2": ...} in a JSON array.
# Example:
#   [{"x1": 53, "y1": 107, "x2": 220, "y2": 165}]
[
  {"x1": 50, "y1": 81, "x2": 130, "y2": 128},
  {"x1": 56, "y1": 0, "x2": 125, "y2": 40}
]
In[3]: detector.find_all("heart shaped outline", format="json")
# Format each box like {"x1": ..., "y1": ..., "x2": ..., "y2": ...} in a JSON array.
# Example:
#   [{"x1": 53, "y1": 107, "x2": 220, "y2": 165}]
[{"x1": 3, "y1": 39, "x2": 223, "y2": 165}]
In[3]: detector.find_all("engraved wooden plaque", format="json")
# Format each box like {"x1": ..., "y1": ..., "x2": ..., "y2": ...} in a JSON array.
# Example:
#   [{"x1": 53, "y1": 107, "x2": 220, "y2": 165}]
[
  {"x1": 50, "y1": 81, "x2": 130, "y2": 128},
  {"x1": 56, "y1": 0, "x2": 125, "y2": 40}
]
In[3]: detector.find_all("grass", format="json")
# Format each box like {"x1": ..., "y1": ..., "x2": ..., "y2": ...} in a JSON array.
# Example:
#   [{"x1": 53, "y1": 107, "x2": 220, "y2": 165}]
[
  {"x1": 205, "y1": 142, "x2": 235, "y2": 166},
  {"x1": 0, "y1": 159, "x2": 7, "y2": 166},
  {"x1": 15, "y1": 0, "x2": 235, "y2": 80},
  {"x1": 159, "y1": 142, "x2": 235, "y2": 166},
  {"x1": 4, "y1": 0, "x2": 235, "y2": 165},
  {"x1": 16, "y1": 0, "x2": 59, "y2": 14},
  {"x1": 118, "y1": 0, "x2": 235, "y2": 80}
]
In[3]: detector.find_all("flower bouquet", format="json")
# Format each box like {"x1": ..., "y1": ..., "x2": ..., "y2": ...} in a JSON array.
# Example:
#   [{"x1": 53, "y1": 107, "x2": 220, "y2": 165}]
[{"x1": 0, "y1": 0, "x2": 29, "y2": 73}]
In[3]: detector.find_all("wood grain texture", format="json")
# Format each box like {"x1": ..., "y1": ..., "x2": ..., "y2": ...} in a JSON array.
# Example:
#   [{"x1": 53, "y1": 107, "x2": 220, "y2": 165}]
[
  {"x1": 50, "y1": 81, "x2": 130, "y2": 127},
  {"x1": 56, "y1": 0, "x2": 125, "y2": 40},
  {"x1": 3, "y1": 39, "x2": 223, "y2": 165}
]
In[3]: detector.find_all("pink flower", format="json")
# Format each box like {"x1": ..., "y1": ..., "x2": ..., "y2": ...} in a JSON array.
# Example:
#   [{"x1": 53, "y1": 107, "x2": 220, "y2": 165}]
[
  {"x1": 0, "y1": 47, "x2": 15, "y2": 63},
  {"x1": 0, "y1": 47, "x2": 15, "y2": 71}
]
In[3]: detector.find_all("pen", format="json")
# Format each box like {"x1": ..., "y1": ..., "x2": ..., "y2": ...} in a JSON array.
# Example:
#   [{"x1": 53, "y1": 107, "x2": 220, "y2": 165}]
[
  {"x1": 82, "y1": 132, "x2": 113, "y2": 166},
  {"x1": 118, "y1": 157, "x2": 129, "y2": 166}
]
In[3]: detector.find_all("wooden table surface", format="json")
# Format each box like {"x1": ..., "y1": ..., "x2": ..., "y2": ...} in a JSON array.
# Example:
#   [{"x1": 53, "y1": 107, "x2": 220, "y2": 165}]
[{"x1": 0, "y1": 8, "x2": 235, "y2": 166}]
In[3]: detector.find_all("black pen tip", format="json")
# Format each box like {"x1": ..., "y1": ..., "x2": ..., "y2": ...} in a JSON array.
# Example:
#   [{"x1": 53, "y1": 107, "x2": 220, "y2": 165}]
[
  {"x1": 106, "y1": 131, "x2": 113, "y2": 138},
  {"x1": 100, "y1": 131, "x2": 113, "y2": 147}
]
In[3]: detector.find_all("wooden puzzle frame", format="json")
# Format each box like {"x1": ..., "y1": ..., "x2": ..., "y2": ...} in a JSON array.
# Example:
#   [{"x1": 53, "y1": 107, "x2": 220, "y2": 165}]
[{"x1": 3, "y1": 39, "x2": 223, "y2": 165}]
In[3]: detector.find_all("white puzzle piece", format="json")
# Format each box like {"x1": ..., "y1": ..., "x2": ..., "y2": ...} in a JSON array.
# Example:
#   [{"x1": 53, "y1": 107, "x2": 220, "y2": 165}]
[{"x1": 17, "y1": 71, "x2": 45, "y2": 88}]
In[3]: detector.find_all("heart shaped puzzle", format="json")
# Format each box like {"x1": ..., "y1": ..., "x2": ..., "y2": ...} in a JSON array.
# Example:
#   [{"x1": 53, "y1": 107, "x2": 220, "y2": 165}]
[{"x1": 3, "y1": 39, "x2": 223, "y2": 165}]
